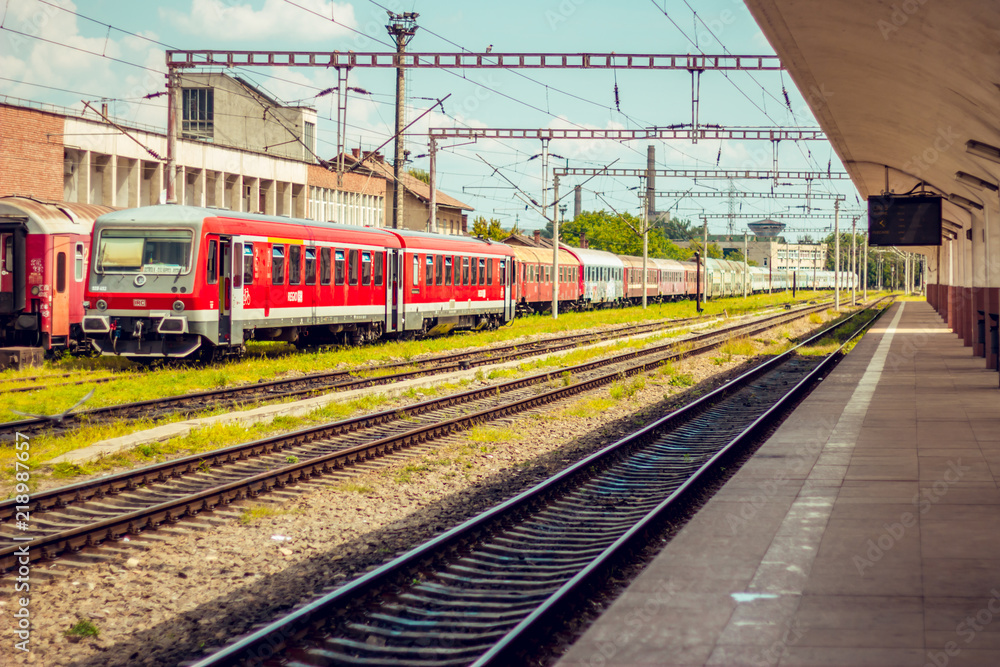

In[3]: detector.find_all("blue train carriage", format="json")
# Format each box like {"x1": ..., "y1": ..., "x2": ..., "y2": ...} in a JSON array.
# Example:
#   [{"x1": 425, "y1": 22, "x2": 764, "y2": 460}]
[{"x1": 564, "y1": 246, "x2": 625, "y2": 308}]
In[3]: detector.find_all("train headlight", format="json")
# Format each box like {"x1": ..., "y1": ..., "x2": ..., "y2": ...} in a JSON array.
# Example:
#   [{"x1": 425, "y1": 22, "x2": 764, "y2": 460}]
[
  {"x1": 30, "y1": 286, "x2": 39, "y2": 296},
  {"x1": 172, "y1": 300, "x2": 185, "y2": 313},
  {"x1": 96, "y1": 299, "x2": 108, "y2": 311}
]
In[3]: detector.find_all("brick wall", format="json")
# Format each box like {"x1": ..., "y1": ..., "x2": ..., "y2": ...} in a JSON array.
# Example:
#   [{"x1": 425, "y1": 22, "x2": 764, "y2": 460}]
[{"x1": 0, "y1": 105, "x2": 64, "y2": 200}]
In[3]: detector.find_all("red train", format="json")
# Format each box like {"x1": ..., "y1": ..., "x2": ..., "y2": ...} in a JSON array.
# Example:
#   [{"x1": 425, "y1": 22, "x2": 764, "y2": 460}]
[
  {"x1": 75, "y1": 205, "x2": 849, "y2": 361},
  {"x1": 0, "y1": 196, "x2": 113, "y2": 352},
  {"x1": 82, "y1": 206, "x2": 515, "y2": 360}
]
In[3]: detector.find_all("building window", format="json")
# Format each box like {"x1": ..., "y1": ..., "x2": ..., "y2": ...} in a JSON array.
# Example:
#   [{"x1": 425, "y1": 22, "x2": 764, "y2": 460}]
[
  {"x1": 304, "y1": 122, "x2": 316, "y2": 161},
  {"x1": 182, "y1": 88, "x2": 213, "y2": 140}
]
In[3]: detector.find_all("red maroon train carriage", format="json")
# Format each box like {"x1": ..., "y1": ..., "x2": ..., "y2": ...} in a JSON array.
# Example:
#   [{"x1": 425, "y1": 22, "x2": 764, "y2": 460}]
[
  {"x1": 0, "y1": 196, "x2": 113, "y2": 352},
  {"x1": 81, "y1": 205, "x2": 516, "y2": 359}
]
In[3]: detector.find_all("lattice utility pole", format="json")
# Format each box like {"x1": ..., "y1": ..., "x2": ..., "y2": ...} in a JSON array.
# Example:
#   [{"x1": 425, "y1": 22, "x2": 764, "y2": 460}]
[{"x1": 387, "y1": 12, "x2": 418, "y2": 229}]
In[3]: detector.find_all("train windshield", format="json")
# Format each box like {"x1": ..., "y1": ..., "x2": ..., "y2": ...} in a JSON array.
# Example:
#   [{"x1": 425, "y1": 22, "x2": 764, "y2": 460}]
[{"x1": 96, "y1": 229, "x2": 193, "y2": 274}]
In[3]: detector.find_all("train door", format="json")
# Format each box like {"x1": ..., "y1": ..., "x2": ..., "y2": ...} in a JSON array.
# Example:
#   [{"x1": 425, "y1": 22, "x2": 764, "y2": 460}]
[
  {"x1": 385, "y1": 249, "x2": 401, "y2": 333},
  {"x1": 503, "y1": 257, "x2": 514, "y2": 321},
  {"x1": 0, "y1": 223, "x2": 26, "y2": 316},
  {"x1": 218, "y1": 237, "x2": 232, "y2": 344},
  {"x1": 51, "y1": 236, "x2": 71, "y2": 343},
  {"x1": 230, "y1": 237, "x2": 253, "y2": 344}
]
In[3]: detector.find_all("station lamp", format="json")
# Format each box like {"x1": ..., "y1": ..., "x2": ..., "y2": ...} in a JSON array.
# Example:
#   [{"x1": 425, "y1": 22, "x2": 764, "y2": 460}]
[
  {"x1": 955, "y1": 171, "x2": 999, "y2": 192},
  {"x1": 948, "y1": 193, "x2": 985, "y2": 210},
  {"x1": 966, "y1": 140, "x2": 1000, "y2": 165}
]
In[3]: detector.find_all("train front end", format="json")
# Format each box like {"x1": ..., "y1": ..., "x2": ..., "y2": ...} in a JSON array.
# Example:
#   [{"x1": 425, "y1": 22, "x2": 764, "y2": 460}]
[{"x1": 82, "y1": 207, "x2": 209, "y2": 359}]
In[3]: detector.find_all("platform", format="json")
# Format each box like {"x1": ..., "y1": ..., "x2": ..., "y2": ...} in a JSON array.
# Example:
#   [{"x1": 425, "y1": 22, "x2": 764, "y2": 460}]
[{"x1": 557, "y1": 300, "x2": 1000, "y2": 667}]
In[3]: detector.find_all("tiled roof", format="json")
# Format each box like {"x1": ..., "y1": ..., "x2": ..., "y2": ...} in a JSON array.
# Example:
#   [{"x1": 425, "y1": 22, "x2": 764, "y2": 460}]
[{"x1": 339, "y1": 153, "x2": 474, "y2": 211}]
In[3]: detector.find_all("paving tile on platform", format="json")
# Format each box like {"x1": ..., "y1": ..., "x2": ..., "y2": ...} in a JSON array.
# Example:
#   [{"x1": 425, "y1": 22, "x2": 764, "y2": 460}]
[{"x1": 922, "y1": 558, "x2": 1000, "y2": 598}]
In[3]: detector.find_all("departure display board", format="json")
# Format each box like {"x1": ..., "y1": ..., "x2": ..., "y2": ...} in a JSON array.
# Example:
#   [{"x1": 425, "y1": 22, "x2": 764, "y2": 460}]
[{"x1": 868, "y1": 195, "x2": 942, "y2": 246}]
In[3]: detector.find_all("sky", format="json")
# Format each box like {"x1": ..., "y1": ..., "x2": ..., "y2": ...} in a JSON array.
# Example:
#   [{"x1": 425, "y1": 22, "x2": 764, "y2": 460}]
[{"x1": 0, "y1": 0, "x2": 867, "y2": 237}]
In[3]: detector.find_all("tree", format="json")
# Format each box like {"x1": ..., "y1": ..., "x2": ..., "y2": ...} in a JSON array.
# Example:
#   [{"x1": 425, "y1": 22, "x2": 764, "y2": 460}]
[
  {"x1": 660, "y1": 216, "x2": 699, "y2": 241},
  {"x1": 408, "y1": 168, "x2": 430, "y2": 184},
  {"x1": 688, "y1": 240, "x2": 723, "y2": 259},
  {"x1": 470, "y1": 215, "x2": 508, "y2": 241},
  {"x1": 546, "y1": 210, "x2": 692, "y2": 260}
]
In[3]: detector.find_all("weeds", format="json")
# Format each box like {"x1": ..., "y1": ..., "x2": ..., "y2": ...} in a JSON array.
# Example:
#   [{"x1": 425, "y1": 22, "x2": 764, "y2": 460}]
[
  {"x1": 65, "y1": 618, "x2": 99, "y2": 638},
  {"x1": 668, "y1": 373, "x2": 695, "y2": 387},
  {"x1": 610, "y1": 376, "x2": 646, "y2": 400},
  {"x1": 238, "y1": 503, "x2": 301, "y2": 525}
]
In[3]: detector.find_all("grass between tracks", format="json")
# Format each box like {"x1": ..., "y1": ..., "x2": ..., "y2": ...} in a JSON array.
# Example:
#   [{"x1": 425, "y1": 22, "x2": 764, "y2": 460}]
[
  {"x1": 0, "y1": 291, "x2": 885, "y2": 493},
  {"x1": 0, "y1": 291, "x2": 835, "y2": 423}
]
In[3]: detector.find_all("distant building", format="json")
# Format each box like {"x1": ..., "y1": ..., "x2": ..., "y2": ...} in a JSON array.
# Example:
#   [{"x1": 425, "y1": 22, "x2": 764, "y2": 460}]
[
  {"x1": 677, "y1": 229, "x2": 828, "y2": 272},
  {"x1": 173, "y1": 72, "x2": 318, "y2": 163},
  {"x1": 341, "y1": 150, "x2": 473, "y2": 235},
  {"x1": 1, "y1": 88, "x2": 471, "y2": 233}
]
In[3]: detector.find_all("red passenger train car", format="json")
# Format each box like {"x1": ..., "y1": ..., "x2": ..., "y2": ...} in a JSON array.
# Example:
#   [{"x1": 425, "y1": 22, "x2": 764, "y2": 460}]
[
  {"x1": 0, "y1": 196, "x2": 113, "y2": 351},
  {"x1": 509, "y1": 245, "x2": 582, "y2": 314},
  {"x1": 82, "y1": 206, "x2": 515, "y2": 359}
]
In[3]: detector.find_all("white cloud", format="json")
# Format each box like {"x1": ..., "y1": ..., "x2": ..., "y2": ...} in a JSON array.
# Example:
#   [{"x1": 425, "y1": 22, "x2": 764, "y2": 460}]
[
  {"x1": 160, "y1": 0, "x2": 357, "y2": 43},
  {"x1": 0, "y1": 0, "x2": 166, "y2": 126}
]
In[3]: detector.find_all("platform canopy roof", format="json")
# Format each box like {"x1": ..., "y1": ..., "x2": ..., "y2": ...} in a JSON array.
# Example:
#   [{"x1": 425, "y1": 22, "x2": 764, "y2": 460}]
[{"x1": 744, "y1": 0, "x2": 1000, "y2": 246}]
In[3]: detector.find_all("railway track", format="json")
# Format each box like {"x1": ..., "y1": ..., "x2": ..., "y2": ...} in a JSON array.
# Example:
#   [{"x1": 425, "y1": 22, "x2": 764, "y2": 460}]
[
  {"x1": 0, "y1": 299, "x2": 853, "y2": 573},
  {"x1": 187, "y1": 298, "x2": 890, "y2": 667},
  {"x1": 0, "y1": 300, "x2": 824, "y2": 439}
]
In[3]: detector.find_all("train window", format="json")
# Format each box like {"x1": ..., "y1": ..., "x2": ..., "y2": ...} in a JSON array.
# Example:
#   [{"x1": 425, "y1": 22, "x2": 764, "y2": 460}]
[
  {"x1": 243, "y1": 243, "x2": 254, "y2": 285},
  {"x1": 350, "y1": 249, "x2": 360, "y2": 286},
  {"x1": 96, "y1": 228, "x2": 193, "y2": 274},
  {"x1": 304, "y1": 247, "x2": 317, "y2": 285},
  {"x1": 56, "y1": 252, "x2": 67, "y2": 293},
  {"x1": 411, "y1": 255, "x2": 419, "y2": 286},
  {"x1": 374, "y1": 252, "x2": 383, "y2": 285},
  {"x1": 478, "y1": 258, "x2": 486, "y2": 285},
  {"x1": 335, "y1": 249, "x2": 345, "y2": 285},
  {"x1": 462, "y1": 257, "x2": 469, "y2": 285},
  {"x1": 487, "y1": 258, "x2": 493, "y2": 285},
  {"x1": 470, "y1": 257, "x2": 478, "y2": 286},
  {"x1": 320, "y1": 247, "x2": 331, "y2": 285},
  {"x1": 271, "y1": 245, "x2": 284, "y2": 285},
  {"x1": 453, "y1": 255, "x2": 460, "y2": 285},
  {"x1": 74, "y1": 243, "x2": 85, "y2": 281},
  {"x1": 233, "y1": 243, "x2": 243, "y2": 288},
  {"x1": 425, "y1": 255, "x2": 434, "y2": 285},
  {"x1": 207, "y1": 240, "x2": 219, "y2": 285},
  {"x1": 435, "y1": 255, "x2": 443, "y2": 285},
  {"x1": 444, "y1": 256, "x2": 453, "y2": 285},
  {"x1": 289, "y1": 245, "x2": 301, "y2": 285},
  {"x1": 362, "y1": 252, "x2": 372, "y2": 286},
  {"x1": 499, "y1": 260, "x2": 506, "y2": 286}
]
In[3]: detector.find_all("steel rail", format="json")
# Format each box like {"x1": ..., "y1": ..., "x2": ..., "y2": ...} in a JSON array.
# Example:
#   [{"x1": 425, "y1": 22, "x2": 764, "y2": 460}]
[
  {"x1": 0, "y1": 301, "x2": 841, "y2": 570},
  {"x1": 0, "y1": 313, "x2": 711, "y2": 439},
  {"x1": 186, "y1": 298, "x2": 891, "y2": 667}
]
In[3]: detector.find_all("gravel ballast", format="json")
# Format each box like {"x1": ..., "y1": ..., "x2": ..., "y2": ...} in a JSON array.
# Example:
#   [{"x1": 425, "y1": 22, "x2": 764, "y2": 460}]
[{"x1": 0, "y1": 309, "x2": 840, "y2": 667}]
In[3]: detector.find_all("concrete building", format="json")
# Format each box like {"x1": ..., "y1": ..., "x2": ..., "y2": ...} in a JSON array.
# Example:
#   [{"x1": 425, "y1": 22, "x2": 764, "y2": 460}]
[
  {"x1": 676, "y1": 236, "x2": 828, "y2": 271},
  {"x1": 1, "y1": 91, "x2": 470, "y2": 234},
  {"x1": 173, "y1": 73, "x2": 318, "y2": 163}
]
